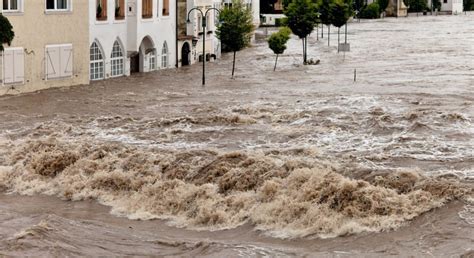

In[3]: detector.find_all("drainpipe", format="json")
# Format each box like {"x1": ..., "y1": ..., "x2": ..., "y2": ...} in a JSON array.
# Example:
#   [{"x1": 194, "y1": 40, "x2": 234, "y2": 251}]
[{"x1": 175, "y1": 0, "x2": 179, "y2": 68}]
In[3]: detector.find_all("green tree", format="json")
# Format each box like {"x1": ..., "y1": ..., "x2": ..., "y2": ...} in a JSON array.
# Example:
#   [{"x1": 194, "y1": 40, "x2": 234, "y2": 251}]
[
  {"x1": 359, "y1": 2, "x2": 380, "y2": 18},
  {"x1": 216, "y1": 0, "x2": 255, "y2": 78},
  {"x1": 268, "y1": 27, "x2": 291, "y2": 71},
  {"x1": 405, "y1": 0, "x2": 427, "y2": 12},
  {"x1": 284, "y1": 0, "x2": 318, "y2": 64},
  {"x1": 318, "y1": 0, "x2": 333, "y2": 46},
  {"x1": 330, "y1": 0, "x2": 351, "y2": 52},
  {"x1": 463, "y1": 0, "x2": 474, "y2": 10},
  {"x1": 378, "y1": 0, "x2": 389, "y2": 12},
  {"x1": 0, "y1": 14, "x2": 15, "y2": 52}
]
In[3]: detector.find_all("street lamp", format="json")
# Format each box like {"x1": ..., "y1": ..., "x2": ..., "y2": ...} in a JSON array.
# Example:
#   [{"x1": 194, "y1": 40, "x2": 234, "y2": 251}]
[{"x1": 187, "y1": 7, "x2": 221, "y2": 86}]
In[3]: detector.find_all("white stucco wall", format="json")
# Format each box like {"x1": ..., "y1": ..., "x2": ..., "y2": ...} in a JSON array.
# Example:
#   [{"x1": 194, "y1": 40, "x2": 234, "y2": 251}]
[
  {"x1": 441, "y1": 0, "x2": 463, "y2": 13},
  {"x1": 90, "y1": 0, "x2": 130, "y2": 79},
  {"x1": 90, "y1": 0, "x2": 177, "y2": 81}
]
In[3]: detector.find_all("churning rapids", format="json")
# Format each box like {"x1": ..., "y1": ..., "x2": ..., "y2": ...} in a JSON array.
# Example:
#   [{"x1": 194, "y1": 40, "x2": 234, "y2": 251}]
[{"x1": 0, "y1": 15, "x2": 473, "y2": 256}]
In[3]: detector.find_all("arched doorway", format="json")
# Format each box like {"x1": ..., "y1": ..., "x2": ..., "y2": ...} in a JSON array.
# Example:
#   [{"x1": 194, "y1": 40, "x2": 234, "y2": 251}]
[
  {"x1": 181, "y1": 42, "x2": 190, "y2": 66},
  {"x1": 138, "y1": 36, "x2": 155, "y2": 72}
]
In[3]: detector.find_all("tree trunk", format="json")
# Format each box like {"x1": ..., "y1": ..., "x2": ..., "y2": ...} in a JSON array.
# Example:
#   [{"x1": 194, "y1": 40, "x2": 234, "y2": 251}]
[
  {"x1": 328, "y1": 25, "x2": 330, "y2": 46},
  {"x1": 302, "y1": 38, "x2": 306, "y2": 64},
  {"x1": 338, "y1": 27, "x2": 340, "y2": 53},
  {"x1": 274, "y1": 54, "x2": 278, "y2": 71},
  {"x1": 304, "y1": 37, "x2": 308, "y2": 63},
  {"x1": 345, "y1": 23, "x2": 348, "y2": 44},
  {"x1": 232, "y1": 51, "x2": 236, "y2": 78},
  {"x1": 321, "y1": 25, "x2": 324, "y2": 38},
  {"x1": 316, "y1": 25, "x2": 319, "y2": 41}
]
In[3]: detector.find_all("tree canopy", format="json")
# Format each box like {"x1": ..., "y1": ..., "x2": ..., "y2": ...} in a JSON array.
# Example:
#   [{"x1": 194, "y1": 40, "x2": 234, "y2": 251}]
[
  {"x1": 0, "y1": 14, "x2": 15, "y2": 52},
  {"x1": 216, "y1": 0, "x2": 255, "y2": 53},
  {"x1": 268, "y1": 27, "x2": 291, "y2": 55},
  {"x1": 216, "y1": 0, "x2": 255, "y2": 77}
]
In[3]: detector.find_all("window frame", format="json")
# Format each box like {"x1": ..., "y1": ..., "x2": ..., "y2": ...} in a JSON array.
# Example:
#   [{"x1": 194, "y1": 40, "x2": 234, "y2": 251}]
[
  {"x1": 114, "y1": 0, "x2": 125, "y2": 20},
  {"x1": 110, "y1": 41, "x2": 125, "y2": 77},
  {"x1": 96, "y1": 0, "x2": 107, "y2": 21},
  {"x1": 90, "y1": 42, "x2": 105, "y2": 81},
  {"x1": 162, "y1": 0, "x2": 169, "y2": 16},
  {"x1": 2, "y1": 0, "x2": 22, "y2": 13},
  {"x1": 45, "y1": 0, "x2": 72, "y2": 12},
  {"x1": 149, "y1": 49, "x2": 156, "y2": 71},
  {"x1": 161, "y1": 42, "x2": 168, "y2": 68},
  {"x1": 142, "y1": 0, "x2": 153, "y2": 19}
]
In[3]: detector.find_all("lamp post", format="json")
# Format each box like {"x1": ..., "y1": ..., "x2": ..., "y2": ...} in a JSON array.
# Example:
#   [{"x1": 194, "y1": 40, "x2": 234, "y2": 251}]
[{"x1": 187, "y1": 7, "x2": 220, "y2": 86}]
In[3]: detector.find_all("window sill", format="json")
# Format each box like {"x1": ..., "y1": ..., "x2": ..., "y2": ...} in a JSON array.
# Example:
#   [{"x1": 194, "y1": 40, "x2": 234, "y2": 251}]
[
  {"x1": 2, "y1": 11, "x2": 23, "y2": 16},
  {"x1": 113, "y1": 19, "x2": 126, "y2": 24},
  {"x1": 45, "y1": 10, "x2": 73, "y2": 15}
]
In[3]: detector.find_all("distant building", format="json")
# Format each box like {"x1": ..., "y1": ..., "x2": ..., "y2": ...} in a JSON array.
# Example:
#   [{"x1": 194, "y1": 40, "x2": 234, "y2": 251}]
[
  {"x1": 427, "y1": 0, "x2": 463, "y2": 14},
  {"x1": 1, "y1": 0, "x2": 90, "y2": 95},
  {"x1": 176, "y1": 0, "x2": 221, "y2": 67}
]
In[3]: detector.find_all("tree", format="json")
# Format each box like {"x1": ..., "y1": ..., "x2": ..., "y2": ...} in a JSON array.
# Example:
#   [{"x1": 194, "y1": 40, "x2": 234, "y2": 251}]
[
  {"x1": 405, "y1": 0, "x2": 427, "y2": 12},
  {"x1": 0, "y1": 14, "x2": 15, "y2": 52},
  {"x1": 378, "y1": 0, "x2": 389, "y2": 13},
  {"x1": 268, "y1": 27, "x2": 291, "y2": 71},
  {"x1": 331, "y1": 0, "x2": 351, "y2": 52},
  {"x1": 319, "y1": 0, "x2": 333, "y2": 46},
  {"x1": 216, "y1": 0, "x2": 255, "y2": 78},
  {"x1": 463, "y1": 0, "x2": 474, "y2": 10},
  {"x1": 359, "y1": 2, "x2": 380, "y2": 18},
  {"x1": 284, "y1": 0, "x2": 318, "y2": 64}
]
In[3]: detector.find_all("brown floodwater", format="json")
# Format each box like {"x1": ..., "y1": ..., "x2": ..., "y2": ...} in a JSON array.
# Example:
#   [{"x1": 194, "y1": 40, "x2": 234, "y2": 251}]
[{"x1": 0, "y1": 14, "x2": 473, "y2": 256}]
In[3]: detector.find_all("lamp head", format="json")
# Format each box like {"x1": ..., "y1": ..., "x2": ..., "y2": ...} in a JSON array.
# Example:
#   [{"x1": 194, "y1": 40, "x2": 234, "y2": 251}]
[{"x1": 186, "y1": 18, "x2": 191, "y2": 23}]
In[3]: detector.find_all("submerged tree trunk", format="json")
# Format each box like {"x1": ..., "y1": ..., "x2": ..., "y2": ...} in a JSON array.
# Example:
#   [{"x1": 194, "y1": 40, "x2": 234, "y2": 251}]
[
  {"x1": 345, "y1": 23, "x2": 348, "y2": 44},
  {"x1": 274, "y1": 54, "x2": 279, "y2": 71},
  {"x1": 232, "y1": 51, "x2": 236, "y2": 78},
  {"x1": 338, "y1": 27, "x2": 340, "y2": 53},
  {"x1": 328, "y1": 25, "x2": 330, "y2": 46},
  {"x1": 302, "y1": 38, "x2": 306, "y2": 64},
  {"x1": 304, "y1": 37, "x2": 308, "y2": 63}
]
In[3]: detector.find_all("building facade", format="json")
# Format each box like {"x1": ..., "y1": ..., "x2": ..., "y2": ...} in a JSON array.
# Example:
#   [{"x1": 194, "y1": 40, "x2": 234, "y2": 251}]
[
  {"x1": 89, "y1": 0, "x2": 177, "y2": 81},
  {"x1": 1, "y1": 0, "x2": 90, "y2": 95}
]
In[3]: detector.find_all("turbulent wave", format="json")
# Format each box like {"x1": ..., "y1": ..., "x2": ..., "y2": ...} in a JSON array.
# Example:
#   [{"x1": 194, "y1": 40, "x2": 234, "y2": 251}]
[{"x1": 1, "y1": 138, "x2": 471, "y2": 239}]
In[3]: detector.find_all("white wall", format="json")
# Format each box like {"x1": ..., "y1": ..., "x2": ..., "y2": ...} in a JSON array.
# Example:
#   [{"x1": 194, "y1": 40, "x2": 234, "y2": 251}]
[
  {"x1": 90, "y1": 0, "x2": 130, "y2": 79},
  {"x1": 135, "y1": 0, "x2": 177, "y2": 70}
]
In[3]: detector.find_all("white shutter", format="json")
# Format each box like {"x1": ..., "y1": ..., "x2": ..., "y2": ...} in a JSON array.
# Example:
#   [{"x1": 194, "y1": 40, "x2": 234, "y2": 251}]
[
  {"x1": 46, "y1": 46, "x2": 61, "y2": 79},
  {"x1": 14, "y1": 49, "x2": 25, "y2": 83},
  {"x1": 60, "y1": 44, "x2": 73, "y2": 77},
  {"x1": 3, "y1": 50, "x2": 14, "y2": 84}
]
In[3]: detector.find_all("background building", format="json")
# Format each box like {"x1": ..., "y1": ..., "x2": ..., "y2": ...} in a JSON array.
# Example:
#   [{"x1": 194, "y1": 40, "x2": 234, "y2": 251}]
[
  {"x1": 89, "y1": 0, "x2": 177, "y2": 81},
  {"x1": 1, "y1": 0, "x2": 89, "y2": 95}
]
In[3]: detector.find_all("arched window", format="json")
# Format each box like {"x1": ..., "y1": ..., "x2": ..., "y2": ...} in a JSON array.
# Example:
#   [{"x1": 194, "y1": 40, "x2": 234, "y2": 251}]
[
  {"x1": 110, "y1": 40, "x2": 124, "y2": 77},
  {"x1": 90, "y1": 41, "x2": 104, "y2": 80},
  {"x1": 149, "y1": 49, "x2": 156, "y2": 71},
  {"x1": 161, "y1": 42, "x2": 168, "y2": 68}
]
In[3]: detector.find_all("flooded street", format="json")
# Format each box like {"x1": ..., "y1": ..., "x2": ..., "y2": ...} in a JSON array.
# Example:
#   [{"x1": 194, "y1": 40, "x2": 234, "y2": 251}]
[{"x1": 0, "y1": 15, "x2": 473, "y2": 256}]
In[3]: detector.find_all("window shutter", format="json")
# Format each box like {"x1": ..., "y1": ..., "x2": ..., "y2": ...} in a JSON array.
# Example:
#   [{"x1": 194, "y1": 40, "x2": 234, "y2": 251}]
[
  {"x1": 3, "y1": 50, "x2": 15, "y2": 84},
  {"x1": 14, "y1": 49, "x2": 25, "y2": 83},
  {"x1": 60, "y1": 44, "x2": 73, "y2": 77},
  {"x1": 46, "y1": 46, "x2": 61, "y2": 79}
]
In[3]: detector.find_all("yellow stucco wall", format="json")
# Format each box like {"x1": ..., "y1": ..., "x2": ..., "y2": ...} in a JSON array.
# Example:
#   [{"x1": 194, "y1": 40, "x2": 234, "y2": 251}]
[{"x1": 0, "y1": 1, "x2": 89, "y2": 95}]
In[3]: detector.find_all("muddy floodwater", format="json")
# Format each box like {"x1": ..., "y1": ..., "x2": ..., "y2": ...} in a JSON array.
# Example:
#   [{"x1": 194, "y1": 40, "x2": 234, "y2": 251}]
[{"x1": 1, "y1": 15, "x2": 473, "y2": 256}]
